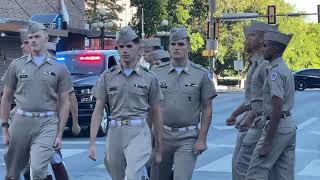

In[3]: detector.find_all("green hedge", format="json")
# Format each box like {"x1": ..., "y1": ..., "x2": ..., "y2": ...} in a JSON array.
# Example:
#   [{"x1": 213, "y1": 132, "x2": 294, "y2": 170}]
[{"x1": 218, "y1": 79, "x2": 239, "y2": 86}]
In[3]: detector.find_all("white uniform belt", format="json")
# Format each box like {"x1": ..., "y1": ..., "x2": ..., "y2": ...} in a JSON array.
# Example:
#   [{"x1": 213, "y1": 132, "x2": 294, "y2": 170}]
[
  {"x1": 109, "y1": 119, "x2": 144, "y2": 127},
  {"x1": 164, "y1": 125, "x2": 197, "y2": 132},
  {"x1": 16, "y1": 109, "x2": 56, "y2": 118}
]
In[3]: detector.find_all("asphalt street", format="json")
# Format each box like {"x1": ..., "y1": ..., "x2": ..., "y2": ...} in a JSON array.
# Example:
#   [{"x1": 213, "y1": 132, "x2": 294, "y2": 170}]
[{"x1": 1, "y1": 90, "x2": 320, "y2": 180}]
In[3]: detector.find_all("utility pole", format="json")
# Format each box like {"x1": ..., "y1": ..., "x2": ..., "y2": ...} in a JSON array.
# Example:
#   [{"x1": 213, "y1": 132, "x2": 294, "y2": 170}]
[
  {"x1": 208, "y1": 0, "x2": 218, "y2": 72},
  {"x1": 141, "y1": 5, "x2": 145, "y2": 40}
]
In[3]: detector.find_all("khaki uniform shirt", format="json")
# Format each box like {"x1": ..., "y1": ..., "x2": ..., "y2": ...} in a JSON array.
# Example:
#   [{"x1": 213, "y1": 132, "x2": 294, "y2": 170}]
[
  {"x1": 153, "y1": 60, "x2": 217, "y2": 127},
  {"x1": 251, "y1": 59, "x2": 269, "y2": 113},
  {"x1": 244, "y1": 55, "x2": 263, "y2": 106},
  {"x1": 93, "y1": 64, "x2": 163, "y2": 121},
  {"x1": 263, "y1": 57, "x2": 295, "y2": 115},
  {"x1": 3, "y1": 54, "x2": 73, "y2": 112}
]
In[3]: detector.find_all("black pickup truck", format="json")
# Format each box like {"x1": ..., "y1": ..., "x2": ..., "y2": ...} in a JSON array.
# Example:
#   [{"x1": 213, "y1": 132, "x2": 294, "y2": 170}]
[{"x1": 56, "y1": 50, "x2": 119, "y2": 136}]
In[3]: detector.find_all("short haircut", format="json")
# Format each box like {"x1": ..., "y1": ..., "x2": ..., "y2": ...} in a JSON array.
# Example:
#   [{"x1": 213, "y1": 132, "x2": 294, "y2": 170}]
[
  {"x1": 160, "y1": 57, "x2": 170, "y2": 62},
  {"x1": 132, "y1": 37, "x2": 140, "y2": 44},
  {"x1": 268, "y1": 40, "x2": 287, "y2": 54}
]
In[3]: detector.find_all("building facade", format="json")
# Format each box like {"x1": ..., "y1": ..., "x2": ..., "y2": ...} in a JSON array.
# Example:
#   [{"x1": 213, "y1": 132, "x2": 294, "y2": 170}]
[{"x1": 0, "y1": 0, "x2": 87, "y2": 89}]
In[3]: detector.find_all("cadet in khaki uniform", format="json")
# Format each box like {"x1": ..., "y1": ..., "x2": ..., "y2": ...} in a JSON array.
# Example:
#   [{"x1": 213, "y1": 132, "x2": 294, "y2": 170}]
[
  {"x1": 142, "y1": 39, "x2": 161, "y2": 69},
  {"x1": 88, "y1": 26, "x2": 164, "y2": 180},
  {"x1": 235, "y1": 23, "x2": 278, "y2": 180},
  {"x1": 245, "y1": 31, "x2": 295, "y2": 180},
  {"x1": 150, "y1": 27, "x2": 217, "y2": 180},
  {"x1": 1, "y1": 22, "x2": 73, "y2": 180},
  {"x1": 150, "y1": 50, "x2": 170, "y2": 69},
  {"x1": 226, "y1": 22, "x2": 266, "y2": 180}
]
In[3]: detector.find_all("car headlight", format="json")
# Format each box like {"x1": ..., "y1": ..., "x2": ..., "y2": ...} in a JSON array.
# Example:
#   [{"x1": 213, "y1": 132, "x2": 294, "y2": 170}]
[{"x1": 80, "y1": 88, "x2": 91, "y2": 94}]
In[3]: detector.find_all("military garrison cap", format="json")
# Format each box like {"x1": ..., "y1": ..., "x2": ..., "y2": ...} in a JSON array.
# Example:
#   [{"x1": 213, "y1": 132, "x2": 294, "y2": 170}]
[
  {"x1": 244, "y1": 22, "x2": 278, "y2": 36},
  {"x1": 117, "y1": 26, "x2": 139, "y2": 44},
  {"x1": 264, "y1": 31, "x2": 293, "y2": 46},
  {"x1": 20, "y1": 29, "x2": 29, "y2": 41},
  {"x1": 151, "y1": 50, "x2": 170, "y2": 61},
  {"x1": 27, "y1": 22, "x2": 47, "y2": 34},
  {"x1": 143, "y1": 39, "x2": 161, "y2": 49},
  {"x1": 169, "y1": 27, "x2": 189, "y2": 41}
]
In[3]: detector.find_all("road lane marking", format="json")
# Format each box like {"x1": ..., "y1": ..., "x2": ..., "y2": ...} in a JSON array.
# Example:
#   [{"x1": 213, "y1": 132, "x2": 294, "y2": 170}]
[
  {"x1": 96, "y1": 164, "x2": 105, "y2": 169},
  {"x1": 61, "y1": 149, "x2": 87, "y2": 158},
  {"x1": 298, "y1": 159, "x2": 320, "y2": 176},
  {"x1": 196, "y1": 154, "x2": 232, "y2": 172},
  {"x1": 63, "y1": 141, "x2": 105, "y2": 145},
  {"x1": 212, "y1": 126, "x2": 235, "y2": 130},
  {"x1": 311, "y1": 131, "x2": 320, "y2": 135},
  {"x1": 297, "y1": 117, "x2": 319, "y2": 131},
  {"x1": 207, "y1": 143, "x2": 320, "y2": 154}
]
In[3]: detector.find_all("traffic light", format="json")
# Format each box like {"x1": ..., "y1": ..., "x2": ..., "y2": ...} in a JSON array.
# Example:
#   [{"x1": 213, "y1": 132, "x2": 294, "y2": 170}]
[
  {"x1": 214, "y1": 21, "x2": 220, "y2": 39},
  {"x1": 267, "y1": 5, "x2": 276, "y2": 24},
  {"x1": 205, "y1": 21, "x2": 210, "y2": 39}
]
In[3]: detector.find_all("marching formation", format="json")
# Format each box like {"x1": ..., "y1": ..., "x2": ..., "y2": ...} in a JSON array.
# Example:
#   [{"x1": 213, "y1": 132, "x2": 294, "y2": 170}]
[{"x1": 0, "y1": 20, "x2": 295, "y2": 180}]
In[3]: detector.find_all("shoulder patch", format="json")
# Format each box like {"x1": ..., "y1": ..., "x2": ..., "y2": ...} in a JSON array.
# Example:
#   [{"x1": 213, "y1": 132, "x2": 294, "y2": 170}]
[
  {"x1": 271, "y1": 71, "x2": 278, "y2": 81},
  {"x1": 208, "y1": 73, "x2": 213, "y2": 82}
]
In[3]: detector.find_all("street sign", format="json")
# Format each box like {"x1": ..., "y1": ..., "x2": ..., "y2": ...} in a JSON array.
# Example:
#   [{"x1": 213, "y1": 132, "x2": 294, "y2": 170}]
[
  {"x1": 220, "y1": 13, "x2": 258, "y2": 22},
  {"x1": 202, "y1": 50, "x2": 218, "y2": 57},
  {"x1": 234, "y1": 60, "x2": 243, "y2": 71}
]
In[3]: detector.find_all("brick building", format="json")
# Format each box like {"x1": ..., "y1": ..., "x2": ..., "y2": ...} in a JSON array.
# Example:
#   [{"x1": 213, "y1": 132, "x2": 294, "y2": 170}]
[{"x1": 0, "y1": 0, "x2": 88, "y2": 89}]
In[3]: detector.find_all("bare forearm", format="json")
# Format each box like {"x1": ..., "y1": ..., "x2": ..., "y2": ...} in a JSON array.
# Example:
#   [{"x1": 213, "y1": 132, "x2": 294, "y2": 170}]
[
  {"x1": 57, "y1": 101, "x2": 70, "y2": 138},
  {"x1": 1, "y1": 95, "x2": 12, "y2": 122},
  {"x1": 231, "y1": 102, "x2": 247, "y2": 118},
  {"x1": 152, "y1": 109, "x2": 163, "y2": 152},
  {"x1": 70, "y1": 97, "x2": 78, "y2": 124},
  {"x1": 199, "y1": 104, "x2": 212, "y2": 141},
  {"x1": 265, "y1": 97, "x2": 283, "y2": 144},
  {"x1": 90, "y1": 110, "x2": 103, "y2": 145}
]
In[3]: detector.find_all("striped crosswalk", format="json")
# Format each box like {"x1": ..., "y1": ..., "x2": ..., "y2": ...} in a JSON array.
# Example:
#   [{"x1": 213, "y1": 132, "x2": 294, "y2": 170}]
[{"x1": 2, "y1": 143, "x2": 320, "y2": 179}]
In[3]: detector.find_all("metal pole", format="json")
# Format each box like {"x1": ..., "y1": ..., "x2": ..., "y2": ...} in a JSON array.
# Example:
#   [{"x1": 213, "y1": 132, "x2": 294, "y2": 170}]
[
  {"x1": 101, "y1": 27, "x2": 104, "y2": 50},
  {"x1": 208, "y1": 0, "x2": 216, "y2": 71},
  {"x1": 141, "y1": 6, "x2": 145, "y2": 40}
]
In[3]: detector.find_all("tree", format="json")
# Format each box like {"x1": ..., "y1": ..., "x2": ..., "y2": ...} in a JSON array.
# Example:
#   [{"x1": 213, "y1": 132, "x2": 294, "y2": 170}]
[
  {"x1": 213, "y1": 0, "x2": 320, "y2": 76},
  {"x1": 85, "y1": 0, "x2": 124, "y2": 25},
  {"x1": 130, "y1": 0, "x2": 163, "y2": 37}
]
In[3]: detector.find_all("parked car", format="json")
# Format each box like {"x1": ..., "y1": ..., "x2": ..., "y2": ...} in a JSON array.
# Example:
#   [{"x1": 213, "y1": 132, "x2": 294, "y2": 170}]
[
  {"x1": 56, "y1": 50, "x2": 120, "y2": 136},
  {"x1": 293, "y1": 69, "x2": 320, "y2": 91}
]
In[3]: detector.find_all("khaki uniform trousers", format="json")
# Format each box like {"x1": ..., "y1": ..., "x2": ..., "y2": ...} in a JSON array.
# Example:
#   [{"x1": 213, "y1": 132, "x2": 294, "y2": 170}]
[
  {"x1": 104, "y1": 121, "x2": 152, "y2": 180},
  {"x1": 232, "y1": 131, "x2": 247, "y2": 180},
  {"x1": 150, "y1": 128, "x2": 199, "y2": 180},
  {"x1": 245, "y1": 117, "x2": 296, "y2": 180},
  {"x1": 236, "y1": 116, "x2": 267, "y2": 180},
  {"x1": 4, "y1": 113, "x2": 58, "y2": 180}
]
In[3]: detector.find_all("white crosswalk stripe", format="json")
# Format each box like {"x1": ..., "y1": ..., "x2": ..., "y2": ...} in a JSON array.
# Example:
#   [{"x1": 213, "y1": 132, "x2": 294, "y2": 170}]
[
  {"x1": 196, "y1": 154, "x2": 232, "y2": 173},
  {"x1": 2, "y1": 143, "x2": 320, "y2": 178},
  {"x1": 298, "y1": 159, "x2": 320, "y2": 177}
]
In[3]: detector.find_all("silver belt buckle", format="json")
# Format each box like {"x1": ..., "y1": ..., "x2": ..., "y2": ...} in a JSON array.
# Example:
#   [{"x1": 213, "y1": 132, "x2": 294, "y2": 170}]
[
  {"x1": 121, "y1": 120, "x2": 129, "y2": 126},
  {"x1": 32, "y1": 112, "x2": 40, "y2": 117},
  {"x1": 171, "y1": 127, "x2": 180, "y2": 132}
]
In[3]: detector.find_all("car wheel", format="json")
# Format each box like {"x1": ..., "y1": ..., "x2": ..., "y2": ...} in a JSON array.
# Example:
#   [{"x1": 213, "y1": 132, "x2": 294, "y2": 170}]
[{"x1": 296, "y1": 80, "x2": 306, "y2": 91}]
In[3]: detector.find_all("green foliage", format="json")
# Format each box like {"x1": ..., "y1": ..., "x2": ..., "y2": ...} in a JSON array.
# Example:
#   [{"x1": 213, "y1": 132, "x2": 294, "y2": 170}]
[
  {"x1": 85, "y1": 0, "x2": 124, "y2": 24},
  {"x1": 129, "y1": 0, "x2": 320, "y2": 74},
  {"x1": 215, "y1": 0, "x2": 320, "y2": 75},
  {"x1": 130, "y1": 0, "x2": 163, "y2": 37}
]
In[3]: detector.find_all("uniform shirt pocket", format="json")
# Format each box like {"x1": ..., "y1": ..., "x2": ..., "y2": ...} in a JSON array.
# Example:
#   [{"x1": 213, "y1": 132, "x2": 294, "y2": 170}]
[{"x1": 107, "y1": 89, "x2": 121, "y2": 107}]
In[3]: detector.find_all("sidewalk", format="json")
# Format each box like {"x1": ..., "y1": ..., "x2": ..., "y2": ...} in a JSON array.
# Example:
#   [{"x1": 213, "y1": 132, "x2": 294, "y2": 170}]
[{"x1": 216, "y1": 85, "x2": 243, "y2": 93}]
